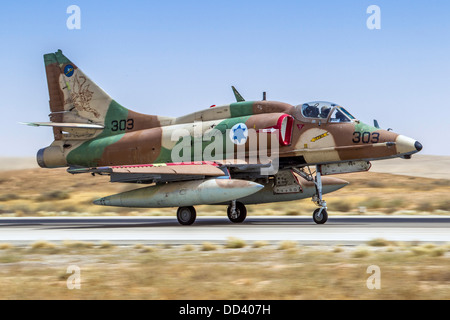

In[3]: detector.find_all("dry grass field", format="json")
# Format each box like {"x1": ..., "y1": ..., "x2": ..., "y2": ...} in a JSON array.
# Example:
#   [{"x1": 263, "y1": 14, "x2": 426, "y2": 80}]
[{"x1": 0, "y1": 240, "x2": 449, "y2": 299}]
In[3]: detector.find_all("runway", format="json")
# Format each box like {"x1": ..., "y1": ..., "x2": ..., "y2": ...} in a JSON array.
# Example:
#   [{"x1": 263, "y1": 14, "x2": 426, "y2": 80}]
[{"x1": 0, "y1": 215, "x2": 449, "y2": 245}]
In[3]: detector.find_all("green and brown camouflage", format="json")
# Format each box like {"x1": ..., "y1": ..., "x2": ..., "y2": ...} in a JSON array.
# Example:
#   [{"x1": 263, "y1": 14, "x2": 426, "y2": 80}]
[
  {"x1": 36, "y1": 50, "x2": 421, "y2": 169},
  {"x1": 30, "y1": 50, "x2": 423, "y2": 224}
]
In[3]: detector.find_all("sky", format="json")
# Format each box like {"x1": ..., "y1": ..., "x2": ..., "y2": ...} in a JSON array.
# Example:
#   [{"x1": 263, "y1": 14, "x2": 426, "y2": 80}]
[{"x1": 0, "y1": 0, "x2": 449, "y2": 156}]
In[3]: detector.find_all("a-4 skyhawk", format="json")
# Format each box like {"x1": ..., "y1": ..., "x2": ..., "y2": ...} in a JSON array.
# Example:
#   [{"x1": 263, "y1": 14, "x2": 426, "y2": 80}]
[{"x1": 28, "y1": 50, "x2": 423, "y2": 225}]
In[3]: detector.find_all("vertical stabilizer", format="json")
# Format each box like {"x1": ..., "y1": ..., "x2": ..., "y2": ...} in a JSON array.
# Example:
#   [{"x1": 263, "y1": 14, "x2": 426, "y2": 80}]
[{"x1": 44, "y1": 49, "x2": 127, "y2": 139}]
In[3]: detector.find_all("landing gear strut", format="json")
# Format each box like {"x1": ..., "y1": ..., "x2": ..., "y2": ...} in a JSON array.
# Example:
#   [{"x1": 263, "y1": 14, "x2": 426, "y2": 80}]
[
  {"x1": 227, "y1": 200, "x2": 247, "y2": 223},
  {"x1": 312, "y1": 165, "x2": 328, "y2": 224}
]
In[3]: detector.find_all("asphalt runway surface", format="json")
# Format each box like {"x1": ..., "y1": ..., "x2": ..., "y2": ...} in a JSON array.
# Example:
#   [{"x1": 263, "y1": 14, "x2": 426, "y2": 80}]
[{"x1": 0, "y1": 216, "x2": 449, "y2": 245}]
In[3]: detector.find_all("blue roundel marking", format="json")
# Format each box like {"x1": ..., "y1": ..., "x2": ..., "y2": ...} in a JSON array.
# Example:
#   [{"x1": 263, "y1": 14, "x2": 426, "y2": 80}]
[
  {"x1": 229, "y1": 123, "x2": 248, "y2": 145},
  {"x1": 64, "y1": 64, "x2": 74, "y2": 77}
]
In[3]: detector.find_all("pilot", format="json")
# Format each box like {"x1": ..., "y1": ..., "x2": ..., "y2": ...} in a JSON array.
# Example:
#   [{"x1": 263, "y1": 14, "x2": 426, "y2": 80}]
[
  {"x1": 303, "y1": 104, "x2": 320, "y2": 118},
  {"x1": 335, "y1": 110, "x2": 347, "y2": 122},
  {"x1": 320, "y1": 106, "x2": 331, "y2": 118},
  {"x1": 302, "y1": 104, "x2": 312, "y2": 117}
]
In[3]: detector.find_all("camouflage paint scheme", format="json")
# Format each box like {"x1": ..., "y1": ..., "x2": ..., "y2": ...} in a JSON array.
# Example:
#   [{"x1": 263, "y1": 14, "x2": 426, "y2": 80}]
[{"x1": 33, "y1": 50, "x2": 422, "y2": 215}]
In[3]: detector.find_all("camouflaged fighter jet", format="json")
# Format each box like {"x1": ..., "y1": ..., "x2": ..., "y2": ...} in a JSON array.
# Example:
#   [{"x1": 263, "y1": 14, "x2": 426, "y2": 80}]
[{"x1": 28, "y1": 50, "x2": 423, "y2": 225}]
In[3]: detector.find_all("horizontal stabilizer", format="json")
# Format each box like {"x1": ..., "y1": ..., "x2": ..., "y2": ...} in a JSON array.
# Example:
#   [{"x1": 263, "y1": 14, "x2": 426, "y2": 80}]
[{"x1": 21, "y1": 122, "x2": 104, "y2": 129}]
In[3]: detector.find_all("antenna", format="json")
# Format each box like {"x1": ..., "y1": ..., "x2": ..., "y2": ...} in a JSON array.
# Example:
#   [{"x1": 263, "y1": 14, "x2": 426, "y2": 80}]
[
  {"x1": 231, "y1": 86, "x2": 245, "y2": 102},
  {"x1": 373, "y1": 119, "x2": 380, "y2": 129}
]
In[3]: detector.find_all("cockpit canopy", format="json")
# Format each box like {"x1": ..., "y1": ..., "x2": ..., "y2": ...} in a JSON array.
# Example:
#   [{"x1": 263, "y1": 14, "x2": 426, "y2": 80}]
[{"x1": 293, "y1": 101, "x2": 356, "y2": 123}]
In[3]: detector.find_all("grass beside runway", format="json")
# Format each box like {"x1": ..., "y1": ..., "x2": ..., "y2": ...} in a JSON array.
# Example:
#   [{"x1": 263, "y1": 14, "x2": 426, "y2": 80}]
[{"x1": 0, "y1": 239, "x2": 449, "y2": 299}]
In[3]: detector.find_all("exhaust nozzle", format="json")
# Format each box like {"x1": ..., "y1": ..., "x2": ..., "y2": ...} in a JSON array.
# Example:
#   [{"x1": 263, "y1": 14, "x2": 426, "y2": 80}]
[{"x1": 36, "y1": 146, "x2": 67, "y2": 168}]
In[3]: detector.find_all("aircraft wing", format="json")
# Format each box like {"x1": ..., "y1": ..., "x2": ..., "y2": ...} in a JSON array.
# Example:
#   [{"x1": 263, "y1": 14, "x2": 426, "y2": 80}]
[
  {"x1": 67, "y1": 160, "x2": 275, "y2": 183},
  {"x1": 68, "y1": 161, "x2": 227, "y2": 183}
]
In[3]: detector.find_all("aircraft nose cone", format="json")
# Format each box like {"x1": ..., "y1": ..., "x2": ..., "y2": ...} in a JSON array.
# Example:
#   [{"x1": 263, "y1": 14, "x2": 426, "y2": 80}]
[
  {"x1": 395, "y1": 135, "x2": 421, "y2": 155},
  {"x1": 415, "y1": 141, "x2": 423, "y2": 152}
]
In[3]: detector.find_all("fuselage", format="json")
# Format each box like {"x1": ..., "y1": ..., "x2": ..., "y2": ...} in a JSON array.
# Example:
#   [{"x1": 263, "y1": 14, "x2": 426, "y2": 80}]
[{"x1": 37, "y1": 100, "x2": 422, "y2": 169}]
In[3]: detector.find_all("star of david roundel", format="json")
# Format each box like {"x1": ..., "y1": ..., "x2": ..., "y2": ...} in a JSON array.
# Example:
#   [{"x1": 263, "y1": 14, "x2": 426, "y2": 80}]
[{"x1": 229, "y1": 123, "x2": 249, "y2": 145}]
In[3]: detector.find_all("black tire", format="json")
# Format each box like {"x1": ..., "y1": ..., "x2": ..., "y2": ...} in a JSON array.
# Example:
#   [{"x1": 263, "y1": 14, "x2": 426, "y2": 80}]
[
  {"x1": 313, "y1": 208, "x2": 328, "y2": 224},
  {"x1": 177, "y1": 206, "x2": 196, "y2": 225},
  {"x1": 227, "y1": 202, "x2": 247, "y2": 223}
]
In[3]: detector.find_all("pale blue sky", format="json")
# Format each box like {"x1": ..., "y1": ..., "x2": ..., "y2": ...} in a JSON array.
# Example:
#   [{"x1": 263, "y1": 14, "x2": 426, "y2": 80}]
[{"x1": 0, "y1": 0, "x2": 449, "y2": 156}]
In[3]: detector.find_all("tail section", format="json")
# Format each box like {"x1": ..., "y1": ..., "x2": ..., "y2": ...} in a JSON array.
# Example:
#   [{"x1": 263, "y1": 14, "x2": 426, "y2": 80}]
[
  {"x1": 44, "y1": 49, "x2": 121, "y2": 140},
  {"x1": 36, "y1": 50, "x2": 175, "y2": 168}
]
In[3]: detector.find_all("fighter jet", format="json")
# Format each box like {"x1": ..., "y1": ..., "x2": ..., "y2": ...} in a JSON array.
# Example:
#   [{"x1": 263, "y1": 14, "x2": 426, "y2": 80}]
[{"x1": 27, "y1": 50, "x2": 423, "y2": 225}]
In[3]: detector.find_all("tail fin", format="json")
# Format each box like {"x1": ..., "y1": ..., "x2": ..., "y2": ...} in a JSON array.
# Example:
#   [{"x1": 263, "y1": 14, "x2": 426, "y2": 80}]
[
  {"x1": 44, "y1": 50, "x2": 126, "y2": 139},
  {"x1": 43, "y1": 50, "x2": 174, "y2": 141},
  {"x1": 36, "y1": 50, "x2": 176, "y2": 168}
]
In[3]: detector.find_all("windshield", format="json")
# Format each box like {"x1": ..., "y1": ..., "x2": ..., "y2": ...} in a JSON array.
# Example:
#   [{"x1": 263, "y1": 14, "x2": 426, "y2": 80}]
[
  {"x1": 329, "y1": 106, "x2": 355, "y2": 123},
  {"x1": 294, "y1": 101, "x2": 355, "y2": 123}
]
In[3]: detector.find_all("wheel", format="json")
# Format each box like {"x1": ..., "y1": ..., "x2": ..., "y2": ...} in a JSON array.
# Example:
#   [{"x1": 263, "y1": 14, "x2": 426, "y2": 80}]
[
  {"x1": 313, "y1": 208, "x2": 328, "y2": 224},
  {"x1": 177, "y1": 206, "x2": 196, "y2": 225},
  {"x1": 227, "y1": 202, "x2": 247, "y2": 223}
]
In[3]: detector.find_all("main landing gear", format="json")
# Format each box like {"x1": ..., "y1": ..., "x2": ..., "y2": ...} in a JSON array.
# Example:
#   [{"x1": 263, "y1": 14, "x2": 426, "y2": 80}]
[
  {"x1": 227, "y1": 200, "x2": 247, "y2": 223},
  {"x1": 176, "y1": 165, "x2": 329, "y2": 226},
  {"x1": 176, "y1": 206, "x2": 196, "y2": 225},
  {"x1": 176, "y1": 201, "x2": 248, "y2": 225},
  {"x1": 311, "y1": 165, "x2": 328, "y2": 224}
]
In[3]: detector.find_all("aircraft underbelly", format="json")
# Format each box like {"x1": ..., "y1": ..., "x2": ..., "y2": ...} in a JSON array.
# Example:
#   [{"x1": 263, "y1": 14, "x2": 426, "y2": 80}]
[
  {"x1": 234, "y1": 177, "x2": 347, "y2": 205},
  {"x1": 303, "y1": 150, "x2": 340, "y2": 164}
]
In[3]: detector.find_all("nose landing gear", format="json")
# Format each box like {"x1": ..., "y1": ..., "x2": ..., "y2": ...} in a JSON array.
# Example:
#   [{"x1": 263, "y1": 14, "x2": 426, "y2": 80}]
[
  {"x1": 313, "y1": 207, "x2": 328, "y2": 224},
  {"x1": 312, "y1": 165, "x2": 328, "y2": 224}
]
